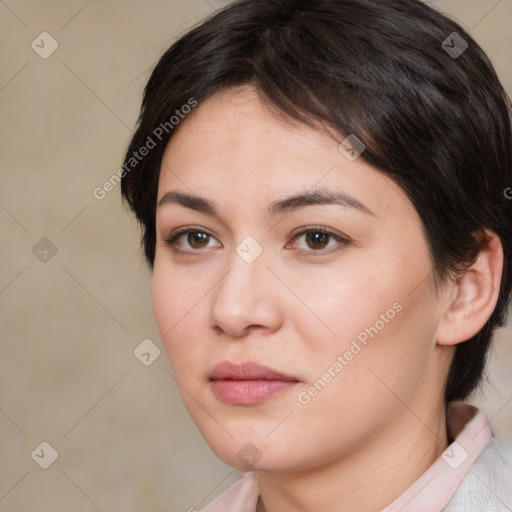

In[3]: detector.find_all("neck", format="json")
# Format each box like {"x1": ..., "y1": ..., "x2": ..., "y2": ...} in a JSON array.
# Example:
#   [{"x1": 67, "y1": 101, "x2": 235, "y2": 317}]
[{"x1": 254, "y1": 405, "x2": 448, "y2": 512}]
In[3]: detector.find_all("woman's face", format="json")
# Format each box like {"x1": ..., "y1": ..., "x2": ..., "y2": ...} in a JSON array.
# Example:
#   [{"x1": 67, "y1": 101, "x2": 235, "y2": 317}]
[{"x1": 152, "y1": 88, "x2": 452, "y2": 472}]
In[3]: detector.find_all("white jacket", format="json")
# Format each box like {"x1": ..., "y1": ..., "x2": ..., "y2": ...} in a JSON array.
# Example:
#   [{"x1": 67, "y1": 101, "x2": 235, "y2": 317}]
[{"x1": 444, "y1": 435, "x2": 512, "y2": 511}]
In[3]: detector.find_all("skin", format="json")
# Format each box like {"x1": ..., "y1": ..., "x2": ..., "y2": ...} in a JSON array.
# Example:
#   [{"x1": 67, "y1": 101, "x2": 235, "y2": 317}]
[{"x1": 151, "y1": 87, "x2": 502, "y2": 511}]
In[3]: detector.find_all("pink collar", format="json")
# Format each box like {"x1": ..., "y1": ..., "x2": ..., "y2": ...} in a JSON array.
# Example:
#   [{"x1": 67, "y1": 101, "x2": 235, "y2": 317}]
[
  {"x1": 381, "y1": 402, "x2": 492, "y2": 511},
  {"x1": 200, "y1": 402, "x2": 492, "y2": 511}
]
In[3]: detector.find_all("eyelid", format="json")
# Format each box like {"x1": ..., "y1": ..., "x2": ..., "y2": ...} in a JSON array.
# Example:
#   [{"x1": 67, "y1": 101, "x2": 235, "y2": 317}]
[
  {"x1": 289, "y1": 224, "x2": 349, "y2": 241},
  {"x1": 161, "y1": 225, "x2": 222, "y2": 252}
]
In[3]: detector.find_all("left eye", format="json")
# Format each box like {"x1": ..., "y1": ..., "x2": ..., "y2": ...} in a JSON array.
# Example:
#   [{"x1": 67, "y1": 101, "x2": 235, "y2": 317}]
[{"x1": 289, "y1": 228, "x2": 348, "y2": 252}]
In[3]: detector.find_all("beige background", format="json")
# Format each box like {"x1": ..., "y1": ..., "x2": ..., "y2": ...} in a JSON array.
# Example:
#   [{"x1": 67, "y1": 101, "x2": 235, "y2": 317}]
[{"x1": 1, "y1": 0, "x2": 511, "y2": 510}]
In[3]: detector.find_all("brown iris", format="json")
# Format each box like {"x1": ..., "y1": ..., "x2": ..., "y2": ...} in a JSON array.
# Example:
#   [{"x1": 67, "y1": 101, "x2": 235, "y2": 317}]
[
  {"x1": 305, "y1": 232, "x2": 329, "y2": 250},
  {"x1": 187, "y1": 232, "x2": 209, "y2": 248}
]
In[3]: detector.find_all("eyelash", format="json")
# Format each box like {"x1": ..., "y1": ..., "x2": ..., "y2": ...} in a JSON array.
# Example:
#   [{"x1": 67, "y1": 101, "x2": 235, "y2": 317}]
[{"x1": 162, "y1": 225, "x2": 350, "y2": 255}]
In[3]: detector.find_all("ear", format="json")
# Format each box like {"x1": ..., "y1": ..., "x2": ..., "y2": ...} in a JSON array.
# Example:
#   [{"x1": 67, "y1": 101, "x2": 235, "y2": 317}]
[{"x1": 437, "y1": 230, "x2": 503, "y2": 346}]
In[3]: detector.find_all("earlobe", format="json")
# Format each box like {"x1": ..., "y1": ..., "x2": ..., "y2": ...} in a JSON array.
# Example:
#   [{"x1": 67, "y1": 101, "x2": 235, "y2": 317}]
[{"x1": 437, "y1": 231, "x2": 503, "y2": 347}]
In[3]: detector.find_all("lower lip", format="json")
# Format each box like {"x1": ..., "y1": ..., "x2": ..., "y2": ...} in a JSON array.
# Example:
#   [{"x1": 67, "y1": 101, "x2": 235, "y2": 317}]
[{"x1": 211, "y1": 379, "x2": 298, "y2": 404}]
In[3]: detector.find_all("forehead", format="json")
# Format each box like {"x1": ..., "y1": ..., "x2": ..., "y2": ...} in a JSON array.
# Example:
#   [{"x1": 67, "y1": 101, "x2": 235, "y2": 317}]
[
  {"x1": 167, "y1": 88, "x2": 333, "y2": 164},
  {"x1": 157, "y1": 87, "x2": 410, "y2": 219}
]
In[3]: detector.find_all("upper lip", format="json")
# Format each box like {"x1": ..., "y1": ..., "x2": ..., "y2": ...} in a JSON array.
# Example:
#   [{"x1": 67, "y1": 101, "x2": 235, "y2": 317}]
[{"x1": 210, "y1": 361, "x2": 299, "y2": 381}]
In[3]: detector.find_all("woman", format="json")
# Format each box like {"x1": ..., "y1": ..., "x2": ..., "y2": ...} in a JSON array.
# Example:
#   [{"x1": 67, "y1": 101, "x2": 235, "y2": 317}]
[{"x1": 121, "y1": 0, "x2": 512, "y2": 510}]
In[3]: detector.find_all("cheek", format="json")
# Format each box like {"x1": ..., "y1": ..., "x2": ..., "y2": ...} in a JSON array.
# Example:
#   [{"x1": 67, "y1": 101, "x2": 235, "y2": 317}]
[
  {"x1": 312, "y1": 278, "x2": 437, "y2": 410},
  {"x1": 293, "y1": 246, "x2": 435, "y2": 376},
  {"x1": 151, "y1": 260, "x2": 207, "y2": 373},
  {"x1": 288, "y1": 257, "x2": 398, "y2": 352},
  {"x1": 151, "y1": 263, "x2": 177, "y2": 338},
  {"x1": 151, "y1": 253, "x2": 210, "y2": 329}
]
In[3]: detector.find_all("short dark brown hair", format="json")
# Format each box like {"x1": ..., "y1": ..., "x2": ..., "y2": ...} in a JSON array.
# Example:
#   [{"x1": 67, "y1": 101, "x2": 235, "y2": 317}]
[{"x1": 121, "y1": 0, "x2": 512, "y2": 403}]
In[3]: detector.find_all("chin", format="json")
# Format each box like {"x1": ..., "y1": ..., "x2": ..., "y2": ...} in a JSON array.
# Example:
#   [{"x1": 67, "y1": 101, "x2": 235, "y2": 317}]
[{"x1": 204, "y1": 431, "x2": 302, "y2": 474}]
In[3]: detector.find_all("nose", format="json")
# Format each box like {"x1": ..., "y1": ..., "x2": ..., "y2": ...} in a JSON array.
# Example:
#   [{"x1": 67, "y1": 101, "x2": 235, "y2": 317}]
[{"x1": 209, "y1": 248, "x2": 283, "y2": 338}]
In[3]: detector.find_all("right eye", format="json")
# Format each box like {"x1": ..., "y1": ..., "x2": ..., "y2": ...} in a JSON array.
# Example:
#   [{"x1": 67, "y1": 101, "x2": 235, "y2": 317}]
[{"x1": 163, "y1": 227, "x2": 222, "y2": 252}]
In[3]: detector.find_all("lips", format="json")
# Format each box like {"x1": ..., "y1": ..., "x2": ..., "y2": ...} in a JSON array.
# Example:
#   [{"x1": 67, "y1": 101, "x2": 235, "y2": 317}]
[
  {"x1": 209, "y1": 361, "x2": 300, "y2": 405},
  {"x1": 210, "y1": 361, "x2": 298, "y2": 381}
]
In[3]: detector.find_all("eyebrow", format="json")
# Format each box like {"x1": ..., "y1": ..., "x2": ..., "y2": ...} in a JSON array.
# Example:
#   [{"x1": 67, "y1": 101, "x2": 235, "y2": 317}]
[{"x1": 157, "y1": 189, "x2": 376, "y2": 217}]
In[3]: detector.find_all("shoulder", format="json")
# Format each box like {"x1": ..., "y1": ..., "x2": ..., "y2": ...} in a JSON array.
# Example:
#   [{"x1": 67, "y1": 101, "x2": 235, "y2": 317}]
[{"x1": 445, "y1": 436, "x2": 512, "y2": 511}]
